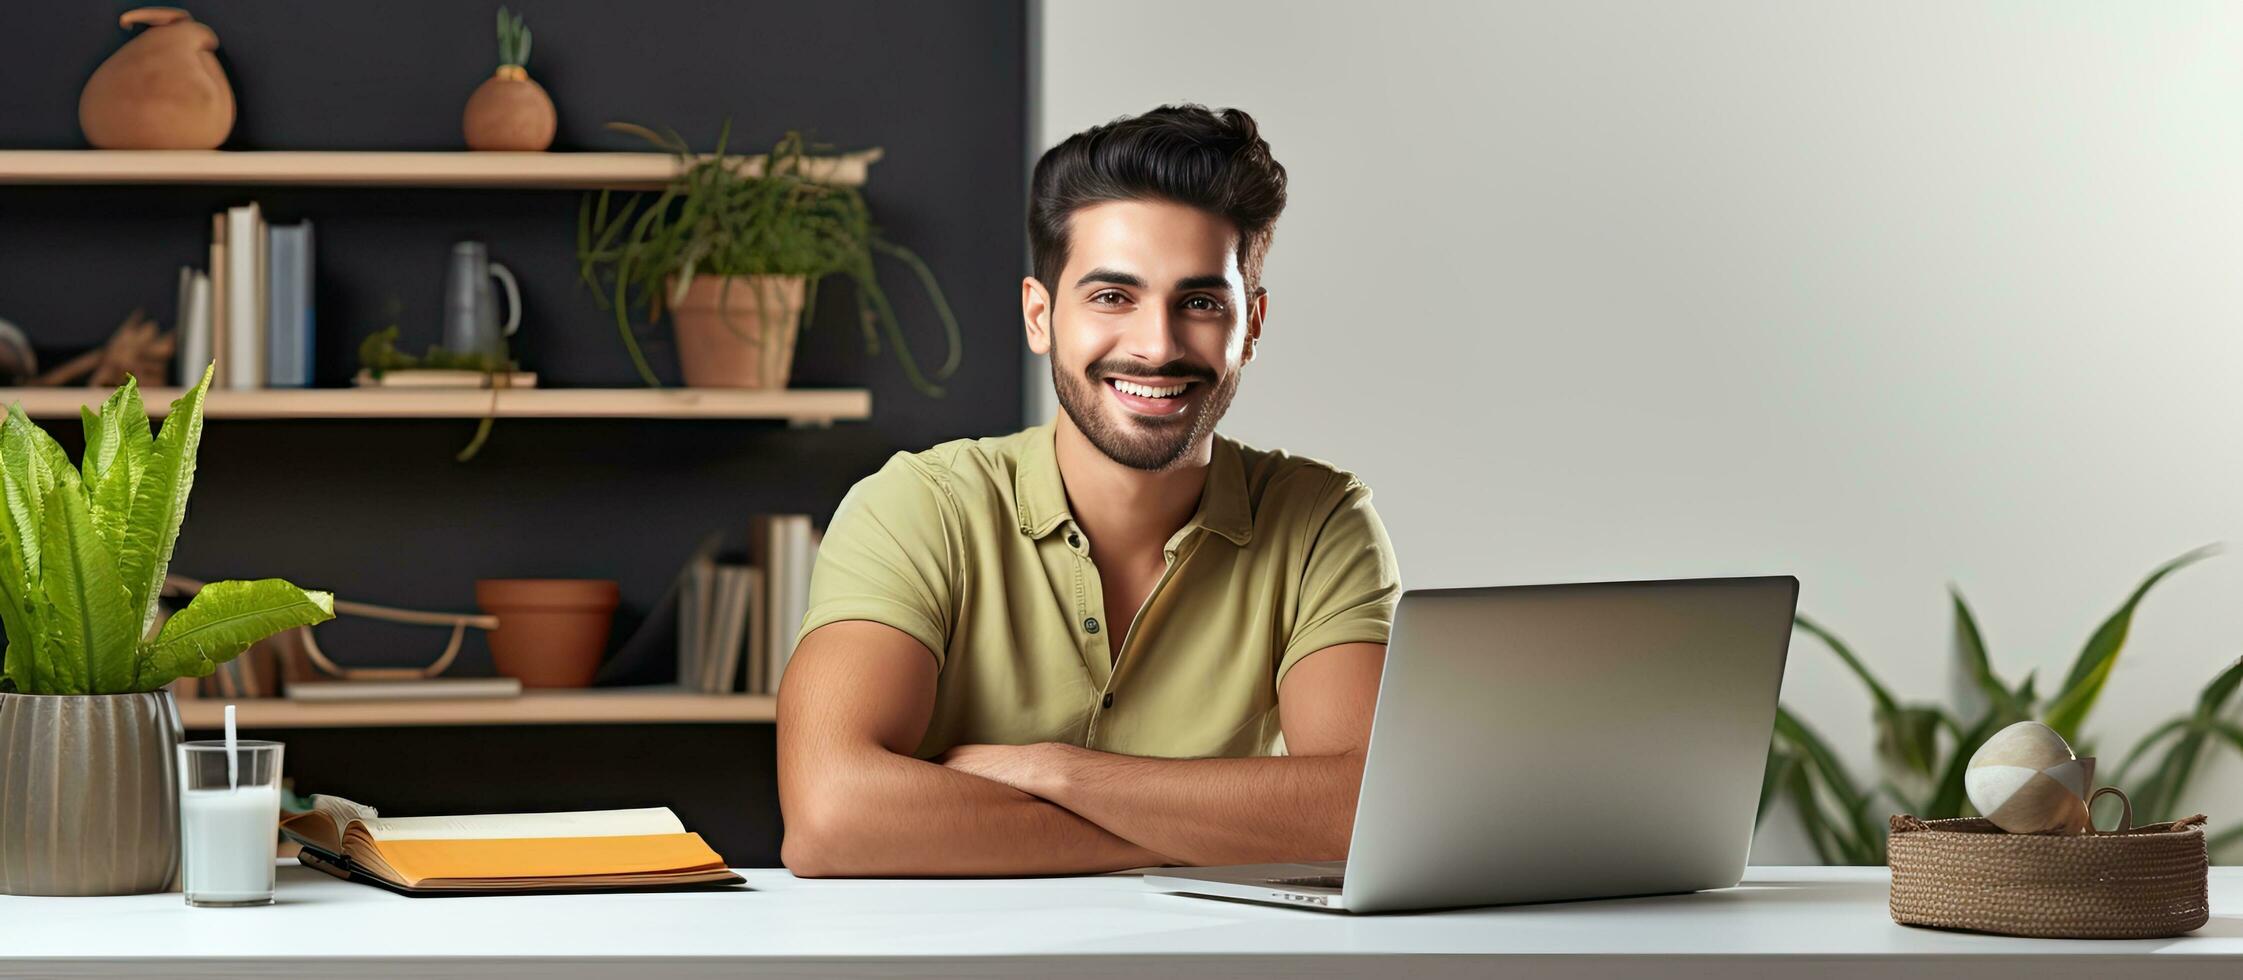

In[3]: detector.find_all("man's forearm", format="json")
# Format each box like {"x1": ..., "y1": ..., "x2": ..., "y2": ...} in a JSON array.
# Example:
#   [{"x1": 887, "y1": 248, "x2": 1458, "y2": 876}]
[
  {"x1": 781, "y1": 748, "x2": 1169, "y2": 877},
  {"x1": 1003, "y1": 746, "x2": 1365, "y2": 867}
]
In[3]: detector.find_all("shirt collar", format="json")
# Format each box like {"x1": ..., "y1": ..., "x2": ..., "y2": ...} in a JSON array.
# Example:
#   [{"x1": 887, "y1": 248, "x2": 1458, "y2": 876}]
[{"x1": 1014, "y1": 422, "x2": 1254, "y2": 547}]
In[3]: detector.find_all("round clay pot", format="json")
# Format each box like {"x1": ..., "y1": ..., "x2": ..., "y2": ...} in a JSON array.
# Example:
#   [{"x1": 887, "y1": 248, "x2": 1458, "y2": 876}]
[
  {"x1": 462, "y1": 66, "x2": 556, "y2": 151},
  {"x1": 0, "y1": 690, "x2": 183, "y2": 895},
  {"x1": 670, "y1": 274, "x2": 808, "y2": 388},
  {"x1": 79, "y1": 8, "x2": 235, "y2": 150},
  {"x1": 476, "y1": 579, "x2": 620, "y2": 688}
]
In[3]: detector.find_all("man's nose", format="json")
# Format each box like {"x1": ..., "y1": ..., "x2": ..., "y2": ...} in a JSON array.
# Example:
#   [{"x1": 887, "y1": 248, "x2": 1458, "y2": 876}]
[{"x1": 1119, "y1": 304, "x2": 1185, "y2": 366}]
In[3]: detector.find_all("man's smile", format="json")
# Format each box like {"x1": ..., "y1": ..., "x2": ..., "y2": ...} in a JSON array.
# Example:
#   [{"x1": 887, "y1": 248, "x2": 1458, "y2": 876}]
[{"x1": 1103, "y1": 376, "x2": 1199, "y2": 417}]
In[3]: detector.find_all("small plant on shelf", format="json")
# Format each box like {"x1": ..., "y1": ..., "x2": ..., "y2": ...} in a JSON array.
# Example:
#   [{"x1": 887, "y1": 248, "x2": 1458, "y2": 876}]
[
  {"x1": 462, "y1": 6, "x2": 557, "y2": 152},
  {"x1": 357, "y1": 321, "x2": 521, "y2": 462},
  {"x1": 576, "y1": 122, "x2": 963, "y2": 394}
]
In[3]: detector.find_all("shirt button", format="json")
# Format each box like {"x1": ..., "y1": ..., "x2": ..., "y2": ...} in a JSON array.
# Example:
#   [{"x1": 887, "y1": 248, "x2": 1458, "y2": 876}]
[
  {"x1": 1083, "y1": 617, "x2": 1101, "y2": 634},
  {"x1": 1102, "y1": 692, "x2": 1115, "y2": 709},
  {"x1": 1067, "y1": 532, "x2": 1081, "y2": 548}
]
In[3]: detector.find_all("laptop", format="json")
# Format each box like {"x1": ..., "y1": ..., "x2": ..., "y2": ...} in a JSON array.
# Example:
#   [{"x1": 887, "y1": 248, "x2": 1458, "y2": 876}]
[{"x1": 1144, "y1": 575, "x2": 1798, "y2": 914}]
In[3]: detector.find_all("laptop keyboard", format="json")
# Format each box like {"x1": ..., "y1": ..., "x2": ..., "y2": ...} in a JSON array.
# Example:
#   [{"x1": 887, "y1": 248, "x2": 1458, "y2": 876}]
[{"x1": 1266, "y1": 874, "x2": 1345, "y2": 889}]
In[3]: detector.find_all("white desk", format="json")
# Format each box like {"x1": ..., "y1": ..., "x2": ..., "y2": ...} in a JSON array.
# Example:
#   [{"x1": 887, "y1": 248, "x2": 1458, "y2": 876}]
[{"x1": 3, "y1": 864, "x2": 2238, "y2": 978}]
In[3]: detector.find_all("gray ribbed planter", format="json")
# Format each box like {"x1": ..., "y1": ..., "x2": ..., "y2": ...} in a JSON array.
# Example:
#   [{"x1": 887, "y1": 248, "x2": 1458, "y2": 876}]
[{"x1": 0, "y1": 690, "x2": 183, "y2": 895}]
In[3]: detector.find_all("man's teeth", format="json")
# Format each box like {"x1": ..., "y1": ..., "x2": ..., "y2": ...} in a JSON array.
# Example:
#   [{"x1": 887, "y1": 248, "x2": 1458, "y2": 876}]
[{"x1": 1110, "y1": 379, "x2": 1188, "y2": 399}]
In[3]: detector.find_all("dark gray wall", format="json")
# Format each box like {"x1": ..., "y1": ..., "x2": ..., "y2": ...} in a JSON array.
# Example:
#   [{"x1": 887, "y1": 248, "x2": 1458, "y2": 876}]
[{"x1": 0, "y1": 0, "x2": 1027, "y2": 864}]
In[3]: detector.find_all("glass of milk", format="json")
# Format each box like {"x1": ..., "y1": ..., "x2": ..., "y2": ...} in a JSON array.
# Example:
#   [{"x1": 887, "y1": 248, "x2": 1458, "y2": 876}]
[{"x1": 176, "y1": 740, "x2": 285, "y2": 907}]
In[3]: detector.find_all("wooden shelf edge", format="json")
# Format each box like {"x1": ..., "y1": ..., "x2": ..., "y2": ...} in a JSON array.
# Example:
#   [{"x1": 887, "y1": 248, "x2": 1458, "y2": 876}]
[
  {"x1": 179, "y1": 690, "x2": 777, "y2": 728},
  {"x1": 0, "y1": 149, "x2": 882, "y2": 190},
  {"x1": 0, "y1": 386, "x2": 871, "y2": 422}
]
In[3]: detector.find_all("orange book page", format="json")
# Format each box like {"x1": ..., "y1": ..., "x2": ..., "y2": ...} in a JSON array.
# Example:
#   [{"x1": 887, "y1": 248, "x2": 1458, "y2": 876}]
[{"x1": 372, "y1": 833, "x2": 726, "y2": 885}]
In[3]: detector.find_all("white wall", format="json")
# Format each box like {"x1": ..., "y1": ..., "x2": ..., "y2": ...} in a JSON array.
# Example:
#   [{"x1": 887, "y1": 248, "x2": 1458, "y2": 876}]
[{"x1": 1034, "y1": 0, "x2": 2243, "y2": 860}]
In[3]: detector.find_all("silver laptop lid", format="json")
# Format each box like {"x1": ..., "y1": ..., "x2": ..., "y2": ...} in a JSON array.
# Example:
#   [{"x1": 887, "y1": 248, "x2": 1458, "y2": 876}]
[{"x1": 1341, "y1": 576, "x2": 1797, "y2": 913}]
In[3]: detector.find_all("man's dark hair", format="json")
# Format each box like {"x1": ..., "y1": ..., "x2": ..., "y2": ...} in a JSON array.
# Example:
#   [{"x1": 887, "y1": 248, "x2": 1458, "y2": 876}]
[{"x1": 1029, "y1": 103, "x2": 1289, "y2": 297}]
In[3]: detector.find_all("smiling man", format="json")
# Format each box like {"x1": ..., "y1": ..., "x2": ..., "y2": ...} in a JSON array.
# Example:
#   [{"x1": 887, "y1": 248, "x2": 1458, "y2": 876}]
[{"x1": 776, "y1": 104, "x2": 1400, "y2": 876}]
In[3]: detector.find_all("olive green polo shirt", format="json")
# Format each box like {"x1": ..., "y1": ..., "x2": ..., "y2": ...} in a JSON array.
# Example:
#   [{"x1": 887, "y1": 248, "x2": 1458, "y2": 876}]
[{"x1": 795, "y1": 422, "x2": 1400, "y2": 760}]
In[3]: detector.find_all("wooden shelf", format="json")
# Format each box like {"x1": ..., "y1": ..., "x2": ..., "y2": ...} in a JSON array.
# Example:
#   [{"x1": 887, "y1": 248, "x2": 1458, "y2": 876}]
[
  {"x1": 0, "y1": 148, "x2": 882, "y2": 189},
  {"x1": 0, "y1": 386, "x2": 869, "y2": 423},
  {"x1": 179, "y1": 688, "x2": 776, "y2": 729}
]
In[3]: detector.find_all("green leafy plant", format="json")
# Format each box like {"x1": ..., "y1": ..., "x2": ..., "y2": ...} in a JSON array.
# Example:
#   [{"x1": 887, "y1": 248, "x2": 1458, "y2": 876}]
[
  {"x1": 1762, "y1": 546, "x2": 2243, "y2": 864},
  {"x1": 576, "y1": 122, "x2": 963, "y2": 395},
  {"x1": 0, "y1": 366, "x2": 335, "y2": 695},
  {"x1": 496, "y1": 6, "x2": 531, "y2": 70},
  {"x1": 357, "y1": 321, "x2": 521, "y2": 462},
  {"x1": 358, "y1": 324, "x2": 515, "y2": 375}
]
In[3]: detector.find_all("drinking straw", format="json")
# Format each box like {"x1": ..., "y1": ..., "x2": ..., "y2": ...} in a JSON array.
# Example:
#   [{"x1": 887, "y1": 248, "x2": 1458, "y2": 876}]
[{"x1": 224, "y1": 703, "x2": 239, "y2": 791}]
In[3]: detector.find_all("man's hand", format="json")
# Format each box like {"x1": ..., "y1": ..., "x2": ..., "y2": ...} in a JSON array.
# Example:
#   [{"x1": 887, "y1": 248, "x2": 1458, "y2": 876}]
[{"x1": 937, "y1": 742, "x2": 1079, "y2": 799}]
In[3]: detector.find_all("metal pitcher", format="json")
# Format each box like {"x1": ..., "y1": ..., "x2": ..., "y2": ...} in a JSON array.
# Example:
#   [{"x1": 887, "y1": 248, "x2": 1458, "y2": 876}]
[{"x1": 443, "y1": 241, "x2": 520, "y2": 361}]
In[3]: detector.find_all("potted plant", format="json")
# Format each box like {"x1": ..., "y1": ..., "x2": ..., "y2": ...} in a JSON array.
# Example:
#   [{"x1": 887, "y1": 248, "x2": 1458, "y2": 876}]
[
  {"x1": 0, "y1": 365, "x2": 335, "y2": 895},
  {"x1": 577, "y1": 123, "x2": 963, "y2": 394},
  {"x1": 462, "y1": 6, "x2": 555, "y2": 151}
]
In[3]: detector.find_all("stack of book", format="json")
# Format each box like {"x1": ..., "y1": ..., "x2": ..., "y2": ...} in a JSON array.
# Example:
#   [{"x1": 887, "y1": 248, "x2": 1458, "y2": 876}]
[
  {"x1": 175, "y1": 201, "x2": 316, "y2": 390},
  {"x1": 677, "y1": 515, "x2": 819, "y2": 695}
]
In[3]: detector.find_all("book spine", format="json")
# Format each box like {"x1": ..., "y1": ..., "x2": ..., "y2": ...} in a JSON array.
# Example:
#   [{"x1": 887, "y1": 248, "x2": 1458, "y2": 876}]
[
  {"x1": 265, "y1": 225, "x2": 297, "y2": 387},
  {"x1": 299, "y1": 220, "x2": 317, "y2": 386},
  {"x1": 175, "y1": 266, "x2": 207, "y2": 386},
  {"x1": 252, "y1": 204, "x2": 268, "y2": 389},
  {"x1": 224, "y1": 204, "x2": 259, "y2": 390},
  {"x1": 209, "y1": 212, "x2": 227, "y2": 385}
]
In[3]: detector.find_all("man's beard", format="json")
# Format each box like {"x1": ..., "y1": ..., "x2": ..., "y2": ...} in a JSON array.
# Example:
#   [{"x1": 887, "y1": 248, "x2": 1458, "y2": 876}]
[{"x1": 1052, "y1": 349, "x2": 1241, "y2": 472}]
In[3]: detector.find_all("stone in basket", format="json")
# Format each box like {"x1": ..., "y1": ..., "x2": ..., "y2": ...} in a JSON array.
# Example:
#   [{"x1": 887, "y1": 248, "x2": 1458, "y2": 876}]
[{"x1": 1888, "y1": 720, "x2": 2211, "y2": 939}]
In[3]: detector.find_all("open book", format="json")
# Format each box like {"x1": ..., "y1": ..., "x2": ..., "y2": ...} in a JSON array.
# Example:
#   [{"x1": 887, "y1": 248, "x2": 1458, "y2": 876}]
[{"x1": 280, "y1": 795, "x2": 743, "y2": 896}]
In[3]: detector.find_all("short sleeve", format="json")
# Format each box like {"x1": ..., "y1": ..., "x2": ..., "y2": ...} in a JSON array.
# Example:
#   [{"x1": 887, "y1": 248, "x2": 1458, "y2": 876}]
[
  {"x1": 794, "y1": 453, "x2": 958, "y2": 667},
  {"x1": 1278, "y1": 477, "x2": 1401, "y2": 686}
]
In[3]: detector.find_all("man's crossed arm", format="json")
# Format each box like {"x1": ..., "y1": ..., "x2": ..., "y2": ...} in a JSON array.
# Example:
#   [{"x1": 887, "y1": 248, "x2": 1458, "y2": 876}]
[{"x1": 776, "y1": 620, "x2": 1384, "y2": 877}]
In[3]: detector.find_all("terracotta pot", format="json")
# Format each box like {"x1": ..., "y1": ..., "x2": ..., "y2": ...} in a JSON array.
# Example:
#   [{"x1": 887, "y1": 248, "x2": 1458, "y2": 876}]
[
  {"x1": 0, "y1": 690, "x2": 183, "y2": 895},
  {"x1": 477, "y1": 579, "x2": 620, "y2": 688},
  {"x1": 462, "y1": 66, "x2": 556, "y2": 151},
  {"x1": 79, "y1": 8, "x2": 235, "y2": 150},
  {"x1": 670, "y1": 275, "x2": 808, "y2": 388}
]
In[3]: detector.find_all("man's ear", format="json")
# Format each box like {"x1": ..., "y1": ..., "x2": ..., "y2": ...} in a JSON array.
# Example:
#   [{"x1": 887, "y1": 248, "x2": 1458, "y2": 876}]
[
  {"x1": 1022, "y1": 276, "x2": 1054, "y2": 356},
  {"x1": 1243, "y1": 287, "x2": 1268, "y2": 363}
]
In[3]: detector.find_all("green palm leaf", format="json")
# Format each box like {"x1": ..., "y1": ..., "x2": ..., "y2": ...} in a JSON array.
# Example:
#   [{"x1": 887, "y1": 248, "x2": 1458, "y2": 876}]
[
  {"x1": 0, "y1": 406, "x2": 81, "y2": 691},
  {"x1": 118, "y1": 366, "x2": 211, "y2": 640},
  {"x1": 38, "y1": 488, "x2": 134, "y2": 694},
  {"x1": 84, "y1": 376, "x2": 154, "y2": 561},
  {"x1": 1950, "y1": 588, "x2": 2027, "y2": 718},
  {"x1": 2042, "y1": 546, "x2": 2217, "y2": 742},
  {"x1": 1772, "y1": 706, "x2": 1883, "y2": 863},
  {"x1": 0, "y1": 431, "x2": 33, "y2": 691},
  {"x1": 1794, "y1": 615, "x2": 1900, "y2": 715},
  {"x1": 136, "y1": 579, "x2": 334, "y2": 689},
  {"x1": 1, "y1": 409, "x2": 62, "y2": 588}
]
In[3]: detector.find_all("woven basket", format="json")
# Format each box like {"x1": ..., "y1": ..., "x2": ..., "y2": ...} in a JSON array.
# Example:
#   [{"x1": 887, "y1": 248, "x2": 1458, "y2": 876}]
[{"x1": 1888, "y1": 790, "x2": 2209, "y2": 939}]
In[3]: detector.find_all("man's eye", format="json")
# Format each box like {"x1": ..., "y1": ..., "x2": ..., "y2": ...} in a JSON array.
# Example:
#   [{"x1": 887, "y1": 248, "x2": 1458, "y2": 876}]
[
  {"x1": 1090, "y1": 291, "x2": 1127, "y2": 305},
  {"x1": 1185, "y1": 296, "x2": 1228, "y2": 312}
]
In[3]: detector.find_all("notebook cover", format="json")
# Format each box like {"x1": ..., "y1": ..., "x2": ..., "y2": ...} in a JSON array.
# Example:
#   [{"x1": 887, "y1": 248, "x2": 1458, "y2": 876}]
[{"x1": 295, "y1": 848, "x2": 746, "y2": 898}]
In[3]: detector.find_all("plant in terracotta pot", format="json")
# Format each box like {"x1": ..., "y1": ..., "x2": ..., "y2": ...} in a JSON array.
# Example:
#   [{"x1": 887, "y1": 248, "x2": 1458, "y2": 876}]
[
  {"x1": 0, "y1": 365, "x2": 335, "y2": 896},
  {"x1": 462, "y1": 6, "x2": 556, "y2": 151},
  {"x1": 576, "y1": 123, "x2": 963, "y2": 394}
]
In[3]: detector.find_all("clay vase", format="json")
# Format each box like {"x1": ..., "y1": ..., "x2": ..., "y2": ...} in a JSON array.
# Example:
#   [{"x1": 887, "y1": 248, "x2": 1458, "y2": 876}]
[
  {"x1": 670, "y1": 275, "x2": 809, "y2": 388},
  {"x1": 79, "y1": 8, "x2": 235, "y2": 150},
  {"x1": 477, "y1": 579, "x2": 619, "y2": 688},
  {"x1": 463, "y1": 66, "x2": 557, "y2": 151},
  {"x1": 0, "y1": 691, "x2": 183, "y2": 895}
]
